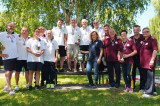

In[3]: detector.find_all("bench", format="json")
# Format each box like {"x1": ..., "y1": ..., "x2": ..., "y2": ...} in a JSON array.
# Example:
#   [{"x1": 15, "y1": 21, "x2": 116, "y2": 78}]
[{"x1": 55, "y1": 70, "x2": 108, "y2": 86}]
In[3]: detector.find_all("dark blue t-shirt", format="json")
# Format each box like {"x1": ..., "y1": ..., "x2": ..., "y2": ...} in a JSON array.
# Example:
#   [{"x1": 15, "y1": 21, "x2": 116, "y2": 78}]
[{"x1": 88, "y1": 40, "x2": 103, "y2": 62}]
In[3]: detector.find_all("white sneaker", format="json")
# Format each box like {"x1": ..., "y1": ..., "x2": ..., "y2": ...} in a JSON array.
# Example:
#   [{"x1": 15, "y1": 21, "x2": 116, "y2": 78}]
[
  {"x1": 74, "y1": 69, "x2": 77, "y2": 72},
  {"x1": 26, "y1": 84, "x2": 29, "y2": 89},
  {"x1": 8, "y1": 89, "x2": 16, "y2": 95},
  {"x1": 153, "y1": 92, "x2": 158, "y2": 95},
  {"x1": 123, "y1": 88, "x2": 129, "y2": 92},
  {"x1": 142, "y1": 94, "x2": 152, "y2": 98},
  {"x1": 139, "y1": 89, "x2": 145, "y2": 93},
  {"x1": 15, "y1": 85, "x2": 19, "y2": 91}
]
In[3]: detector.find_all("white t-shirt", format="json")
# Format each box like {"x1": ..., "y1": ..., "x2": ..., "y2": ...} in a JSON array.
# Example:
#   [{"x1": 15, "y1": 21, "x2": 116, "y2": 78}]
[
  {"x1": 66, "y1": 25, "x2": 81, "y2": 44},
  {"x1": 39, "y1": 35, "x2": 47, "y2": 41},
  {"x1": 52, "y1": 27, "x2": 67, "y2": 46},
  {"x1": 43, "y1": 39, "x2": 59, "y2": 62},
  {"x1": 91, "y1": 28, "x2": 105, "y2": 40},
  {"x1": 16, "y1": 35, "x2": 30, "y2": 60},
  {"x1": 80, "y1": 26, "x2": 92, "y2": 45},
  {"x1": 0, "y1": 31, "x2": 18, "y2": 60},
  {"x1": 26, "y1": 38, "x2": 45, "y2": 63}
]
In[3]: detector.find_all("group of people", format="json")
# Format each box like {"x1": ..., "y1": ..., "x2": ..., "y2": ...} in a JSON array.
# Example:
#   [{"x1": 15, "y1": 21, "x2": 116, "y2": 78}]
[{"x1": 0, "y1": 18, "x2": 158, "y2": 98}]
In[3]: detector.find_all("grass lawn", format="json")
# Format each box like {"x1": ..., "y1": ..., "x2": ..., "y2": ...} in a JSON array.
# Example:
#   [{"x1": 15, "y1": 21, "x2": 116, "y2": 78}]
[{"x1": 0, "y1": 73, "x2": 160, "y2": 106}]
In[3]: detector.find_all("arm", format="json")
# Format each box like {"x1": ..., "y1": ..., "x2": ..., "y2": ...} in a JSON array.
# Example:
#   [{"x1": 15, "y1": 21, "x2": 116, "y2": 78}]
[
  {"x1": 97, "y1": 48, "x2": 103, "y2": 64},
  {"x1": 64, "y1": 34, "x2": 67, "y2": 50},
  {"x1": 123, "y1": 50, "x2": 137, "y2": 58},
  {"x1": 117, "y1": 51, "x2": 121, "y2": 61},
  {"x1": 101, "y1": 35, "x2": 105, "y2": 42},
  {"x1": 149, "y1": 50, "x2": 157, "y2": 67},
  {"x1": 54, "y1": 49, "x2": 59, "y2": 63}
]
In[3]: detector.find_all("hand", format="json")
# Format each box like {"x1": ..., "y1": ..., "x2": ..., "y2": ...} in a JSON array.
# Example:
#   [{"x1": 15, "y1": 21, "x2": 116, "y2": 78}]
[
  {"x1": 75, "y1": 42, "x2": 80, "y2": 46},
  {"x1": 54, "y1": 58, "x2": 58, "y2": 63},
  {"x1": 123, "y1": 54, "x2": 129, "y2": 58},
  {"x1": 97, "y1": 58, "x2": 101, "y2": 64},
  {"x1": 149, "y1": 60, "x2": 154, "y2": 67},
  {"x1": 33, "y1": 53, "x2": 41, "y2": 57},
  {"x1": 65, "y1": 45, "x2": 67, "y2": 50},
  {"x1": 151, "y1": 35, "x2": 156, "y2": 39},
  {"x1": 1, "y1": 45, "x2": 5, "y2": 51},
  {"x1": 0, "y1": 54, "x2": 8, "y2": 58}
]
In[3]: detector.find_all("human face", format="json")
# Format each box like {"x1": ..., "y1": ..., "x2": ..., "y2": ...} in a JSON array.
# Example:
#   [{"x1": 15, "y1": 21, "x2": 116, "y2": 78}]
[
  {"x1": 133, "y1": 27, "x2": 140, "y2": 35},
  {"x1": 142, "y1": 29, "x2": 150, "y2": 38},
  {"x1": 39, "y1": 27, "x2": 45, "y2": 33},
  {"x1": 57, "y1": 20, "x2": 63, "y2": 28},
  {"x1": 91, "y1": 32, "x2": 97, "y2": 41},
  {"x1": 6, "y1": 23, "x2": 15, "y2": 33},
  {"x1": 121, "y1": 32, "x2": 127, "y2": 39},
  {"x1": 81, "y1": 20, "x2": 87, "y2": 28},
  {"x1": 34, "y1": 29, "x2": 40, "y2": 37},
  {"x1": 109, "y1": 29, "x2": 115, "y2": 38},
  {"x1": 93, "y1": 20, "x2": 99, "y2": 28},
  {"x1": 46, "y1": 30, "x2": 53, "y2": 39},
  {"x1": 104, "y1": 26, "x2": 110, "y2": 34},
  {"x1": 70, "y1": 18, "x2": 76, "y2": 26},
  {"x1": 21, "y1": 27, "x2": 28, "y2": 36}
]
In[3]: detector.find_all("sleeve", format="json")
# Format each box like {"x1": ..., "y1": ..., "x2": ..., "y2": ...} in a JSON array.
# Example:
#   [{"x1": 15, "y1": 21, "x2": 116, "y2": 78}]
[
  {"x1": 131, "y1": 41, "x2": 137, "y2": 50},
  {"x1": 54, "y1": 40, "x2": 59, "y2": 50},
  {"x1": 52, "y1": 28, "x2": 55, "y2": 35},
  {"x1": 118, "y1": 40, "x2": 123, "y2": 52},
  {"x1": 0, "y1": 32, "x2": 4, "y2": 42},
  {"x1": 152, "y1": 39, "x2": 158, "y2": 50},
  {"x1": 41, "y1": 40, "x2": 46, "y2": 50},
  {"x1": 64, "y1": 28, "x2": 67, "y2": 34},
  {"x1": 65, "y1": 26, "x2": 68, "y2": 34},
  {"x1": 26, "y1": 39, "x2": 31, "y2": 48},
  {"x1": 98, "y1": 40, "x2": 103, "y2": 49}
]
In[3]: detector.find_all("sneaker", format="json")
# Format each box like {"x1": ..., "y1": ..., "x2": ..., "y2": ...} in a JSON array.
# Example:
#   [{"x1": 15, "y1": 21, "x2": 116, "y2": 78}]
[
  {"x1": 123, "y1": 88, "x2": 129, "y2": 92},
  {"x1": 15, "y1": 85, "x2": 19, "y2": 91},
  {"x1": 93, "y1": 84, "x2": 98, "y2": 88},
  {"x1": 153, "y1": 92, "x2": 158, "y2": 95},
  {"x1": 35, "y1": 85, "x2": 40, "y2": 90},
  {"x1": 26, "y1": 84, "x2": 29, "y2": 89},
  {"x1": 74, "y1": 69, "x2": 77, "y2": 72},
  {"x1": 60, "y1": 69, "x2": 65, "y2": 72},
  {"x1": 88, "y1": 84, "x2": 94, "y2": 87},
  {"x1": 142, "y1": 94, "x2": 152, "y2": 98},
  {"x1": 50, "y1": 84, "x2": 55, "y2": 89},
  {"x1": 3, "y1": 88, "x2": 8, "y2": 92},
  {"x1": 29, "y1": 86, "x2": 32, "y2": 91},
  {"x1": 129, "y1": 88, "x2": 133, "y2": 93},
  {"x1": 8, "y1": 89, "x2": 16, "y2": 95},
  {"x1": 46, "y1": 84, "x2": 50, "y2": 89},
  {"x1": 67, "y1": 68, "x2": 72, "y2": 72},
  {"x1": 139, "y1": 89, "x2": 145, "y2": 93}
]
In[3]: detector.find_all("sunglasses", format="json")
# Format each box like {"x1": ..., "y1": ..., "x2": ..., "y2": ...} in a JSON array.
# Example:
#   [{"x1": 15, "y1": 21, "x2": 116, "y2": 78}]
[
  {"x1": 143, "y1": 31, "x2": 150, "y2": 33},
  {"x1": 93, "y1": 22, "x2": 98, "y2": 24}
]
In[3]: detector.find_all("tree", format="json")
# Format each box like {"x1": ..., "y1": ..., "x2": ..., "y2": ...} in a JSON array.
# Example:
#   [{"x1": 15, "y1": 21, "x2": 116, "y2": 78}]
[{"x1": 0, "y1": 0, "x2": 150, "y2": 35}]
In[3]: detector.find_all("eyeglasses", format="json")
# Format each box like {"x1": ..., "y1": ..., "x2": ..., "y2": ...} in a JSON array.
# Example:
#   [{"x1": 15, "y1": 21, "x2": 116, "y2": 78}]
[
  {"x1": 35, "y1": 31, "x2": 40, "y2": 33},
  {"x1": 93, "y1": 22, "x2": 98, "y2": 24},
  {"x1": 40, "y1": 29, "x2": 45, "y2": 30},
  {"x1": 143, "y1": 31, "x2": 150, "y2": 33}
]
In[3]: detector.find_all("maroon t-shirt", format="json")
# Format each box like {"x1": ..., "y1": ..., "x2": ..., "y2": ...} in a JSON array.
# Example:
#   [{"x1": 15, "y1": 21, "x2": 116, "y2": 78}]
[
  {"x1": 140, "y1": 36, "x2": 158, "y2": 70},
  {"x1": 104, "y1": 38, "x2": 122, "y2": 62},
  {"x1": 119, "y1": 39, "x2": 137, "y2": 64},
  {"x1": 130, "y1": 34, "x2": 143, "y2": 55}
]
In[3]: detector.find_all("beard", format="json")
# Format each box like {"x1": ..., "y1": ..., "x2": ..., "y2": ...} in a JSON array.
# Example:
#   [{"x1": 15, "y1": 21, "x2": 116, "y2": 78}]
[{"x1": 7, "y1": 29, "x2": 14, "y2": 33}]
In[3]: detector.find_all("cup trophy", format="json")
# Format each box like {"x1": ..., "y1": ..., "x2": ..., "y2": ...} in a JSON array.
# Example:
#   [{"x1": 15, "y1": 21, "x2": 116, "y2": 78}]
[
  {"x1": 78, "y1": 54, "x2": 83, "y2": 72},
  {"x1": 120, "y1": 53, "x2": 124, "y2": 62},
  {"x1": 36, "y1": 45, "x2": 41, "y2": 54},
  {"x1": 75, "y1": 35, "x2": 80, "y2": 46}
]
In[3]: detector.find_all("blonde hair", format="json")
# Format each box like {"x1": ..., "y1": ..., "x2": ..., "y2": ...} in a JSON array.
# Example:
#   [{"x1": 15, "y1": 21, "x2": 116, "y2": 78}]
[{"x1": 89, "y1": 31, "x2": 100, "y2": 41}]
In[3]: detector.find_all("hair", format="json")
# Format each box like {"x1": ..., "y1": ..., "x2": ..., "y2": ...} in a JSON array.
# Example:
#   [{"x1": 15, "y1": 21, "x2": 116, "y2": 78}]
[
  {"x1": 104, "y1": 24, "x2": 110, "y2": 28},
  {"x1": 81, "y1": 19, "x2": 87, "y2": 23},
  {"x1": 39, "y1": 26, "x2": 45, "y2": 29},
  {"x1": 109, "y1": 28, "x2": 116, "y2": 33},
  {"x1": 120, "y1": 30, "x2": 127, "y2": 35},
  {"x1": 142, "y1": 27, "x2": 150, "y2": 32},
  {"x1": 89, "y1": 31, "x2": 100, "y2": 41},
  {"x1": 34, "y1": 28, "x2": 40, "y2": 32},
  {"x1": 133, "y1": 25, "x2": 141, "y2": 29},
  {"x1": 21, "y1": 27, "x2": 28, "y2": 31},
  {"x1": 57, "y1": 19, "x2": 63, "y2": 22},
  {"x1": 7, "y1": 22, "x2": 15, "y2": 26}
]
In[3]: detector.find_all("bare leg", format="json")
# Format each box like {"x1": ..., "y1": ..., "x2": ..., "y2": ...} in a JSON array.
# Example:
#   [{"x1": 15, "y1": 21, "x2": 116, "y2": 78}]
[
  {"x1": 5, "y1": 71, "x2": 13, "y2": 90},
  {"x1": 60, "y1": 56, "x2": 64, "y2": 68},
  {"x1": 67, "y1": 54, "x2": 71, "y2": 70},
  {"x1": 25, "y1": 71, "x2": 29, "y2": 84},
  {"x1": 74, "y1": 57, "x2": 77, "y2": 70},
  {"x1": 35, "y1": 71, "x2": 40, "y2": 85},
  {"x1": 29, "y1": 71, "x2": 34, "y2": 86},
  {"x1": 15, "y1": 72, "x2": 20, "y2": 85}
]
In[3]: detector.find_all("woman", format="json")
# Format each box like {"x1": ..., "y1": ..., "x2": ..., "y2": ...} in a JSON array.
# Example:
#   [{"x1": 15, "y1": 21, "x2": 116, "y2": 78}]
[
  {"x1": 86, "y1": 31, "x2": 103, "y2": 87},
  {"x1": 26, "y1": 28, "x2": 45, "y2": 90}
]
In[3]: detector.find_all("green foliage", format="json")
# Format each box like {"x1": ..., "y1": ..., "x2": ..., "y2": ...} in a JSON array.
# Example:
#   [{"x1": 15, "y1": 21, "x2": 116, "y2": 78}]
[{"x1": 0, "y1": 0, "x2": 150, "y2": 35}]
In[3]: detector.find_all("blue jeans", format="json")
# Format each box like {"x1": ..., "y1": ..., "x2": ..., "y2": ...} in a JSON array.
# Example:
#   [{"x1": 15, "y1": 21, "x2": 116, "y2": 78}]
[
  {"x1": 107, "y1": 61, "x2": 120, "y2": 87},
  {"x1": 43, "y1": 61, "x2": 56, "y2": 84},
  {"x1": 86, "y1": 61, "x2": 99, "y2": 85},
  {"x1": 122, "y1": 64, "x2": 133, "y2": 88}
]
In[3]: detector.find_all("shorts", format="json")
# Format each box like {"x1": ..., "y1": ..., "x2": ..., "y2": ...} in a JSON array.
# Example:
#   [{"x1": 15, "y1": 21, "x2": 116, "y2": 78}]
[
  {"x1": 3, "y1": 58, "x2": 17, "y2": 71},
  {"x1": 27, "y1": 62, "x2": 43, "y2": 71},
  {"x1": 59, "y1": 46, "x2": 66, "y2": 57},
  {"x1": 16, "y1": 60, "x2": 29, "y2": 72},
  {"x1": 67, "y1": 44, "x2": 79, "y2": 58},
  {"x1": 80, "y1": 45, "x2": 89, "y2": 51}
]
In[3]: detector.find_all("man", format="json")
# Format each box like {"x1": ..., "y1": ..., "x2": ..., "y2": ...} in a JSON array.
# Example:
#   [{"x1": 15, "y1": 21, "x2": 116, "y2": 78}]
[
  {"x1": 43, "y1": 30, "x2": 59, "y2": 89},
  {"x1": 91, "y1": 20, "x2": 104, "y2": 40},
  {"x1": 15, "y1": 27, "x2": 30, "y2": 90},
  {"x1": 0, "y1": 22, "x2": 18, "y2": 95},
  {"x1": 52, "y1": 19, "x2": 67, "y2": 72},
  {"x1": 104, "y1": 28, "x2": 121, "y2": 88},
  {"x1": 140, "y1": 27, "x2": 158, "y2": 97},
  {"x1": 130, "y1": 25, "x2": 145, "y2": 91},
  {"x1": 102, "y1": 24, "x2": 110, "y2": 41},
  {"x1": 79, "y1": 19, "x2": 92, "y2": 71},
  {"x1": 66, "y1": 18, "x2": 81, "y2": 72}
]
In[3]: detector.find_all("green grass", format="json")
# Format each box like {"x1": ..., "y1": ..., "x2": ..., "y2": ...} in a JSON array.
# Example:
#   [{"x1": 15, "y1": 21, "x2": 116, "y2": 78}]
[{"x1": 0, "y1": 74, "x2": 160, "y2": 106}]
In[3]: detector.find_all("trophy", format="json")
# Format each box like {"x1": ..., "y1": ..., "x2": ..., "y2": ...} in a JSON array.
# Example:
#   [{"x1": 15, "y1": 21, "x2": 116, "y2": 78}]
[
  {"x1": 78, "y1": 54, "x2": 83, "y2": 72},
  {"x1": 120, "y1": 53, "x2": 124, "y2": 62},
  {"x1": 75, "y1": 35, "x2": 80, "y2": 45},
  {"x1": 36, "y1": 44, "x2": 41, "y2": 54}
]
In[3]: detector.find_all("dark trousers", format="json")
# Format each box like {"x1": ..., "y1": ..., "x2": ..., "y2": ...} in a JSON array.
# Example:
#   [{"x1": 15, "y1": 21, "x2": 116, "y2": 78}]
[
  {"x1": 122, "y1": 64, "x2": 133, "y2": 88},
  {"x1": 43, "y1": 61, "x2": 56, "y2": 84},
  {"x1": 132, "y1": 55, "x2": 145, "y2": 89},
  {"x1": 41, "y1": 64, "x2": 46, "y2": 84},
  {"x1": 107, "y1": 61, "x2": 121, "y2": 87},
  {"x1": 142, "y1": 68, "x2": 156, "y2": 95}
]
